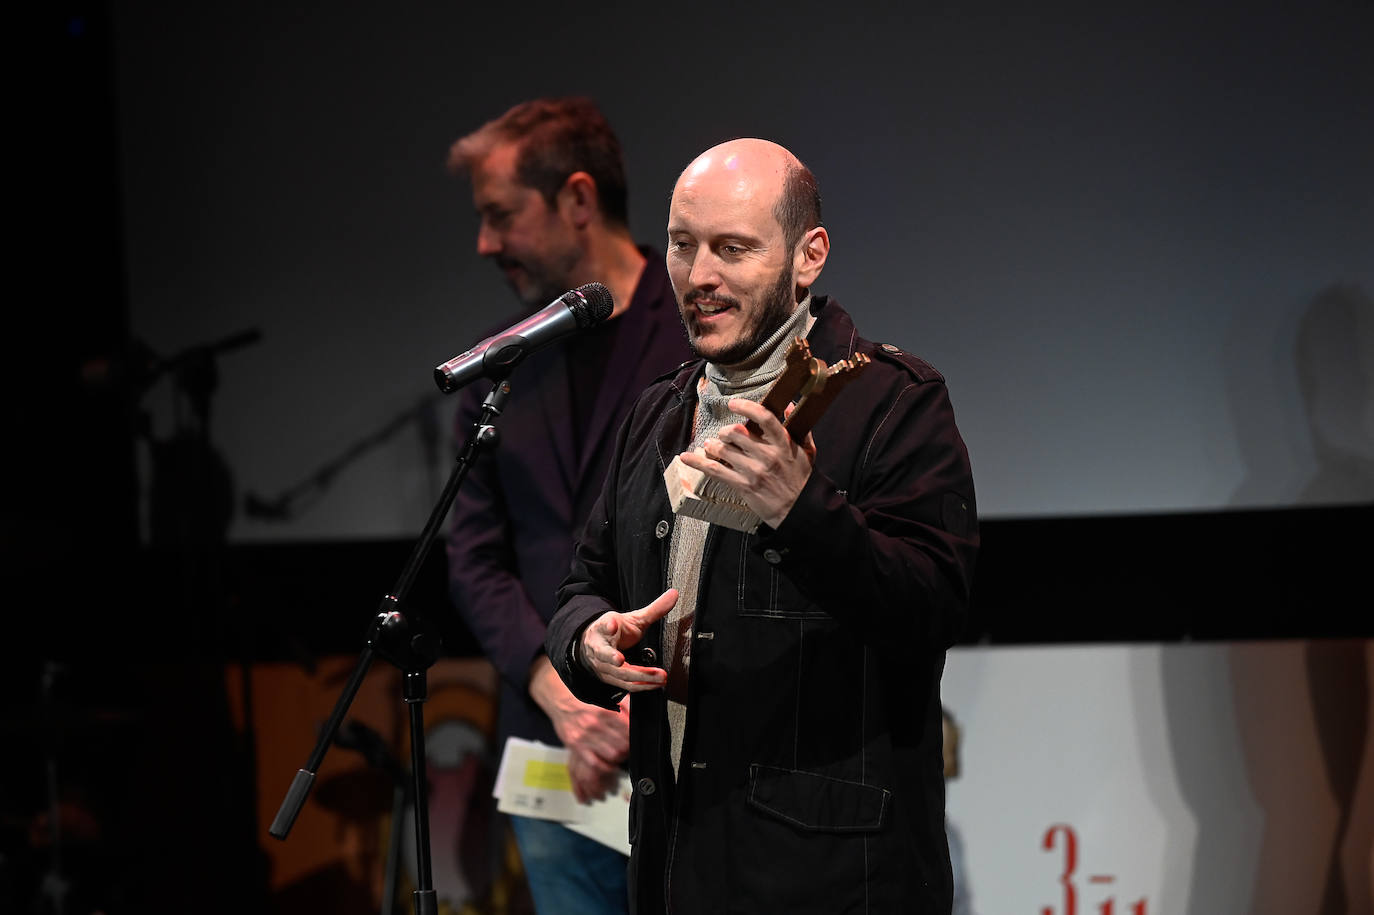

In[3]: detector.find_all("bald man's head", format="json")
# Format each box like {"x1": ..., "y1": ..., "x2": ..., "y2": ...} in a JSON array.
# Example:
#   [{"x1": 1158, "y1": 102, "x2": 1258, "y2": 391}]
[{"x1": 665, "y1": 139, "x2": 831, "y2": 365}]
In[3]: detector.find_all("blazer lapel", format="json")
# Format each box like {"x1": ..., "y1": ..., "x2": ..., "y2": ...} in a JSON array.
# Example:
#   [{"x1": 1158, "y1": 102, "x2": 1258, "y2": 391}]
[{"x1": 576, "y1": 299, "x2": 659, "y2": 485}]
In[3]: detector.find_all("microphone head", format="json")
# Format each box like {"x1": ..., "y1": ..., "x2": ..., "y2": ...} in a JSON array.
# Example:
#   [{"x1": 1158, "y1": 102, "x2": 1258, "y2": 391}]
[{"x1": 567, "y1": 282, "x2": 614, "y2": 328}]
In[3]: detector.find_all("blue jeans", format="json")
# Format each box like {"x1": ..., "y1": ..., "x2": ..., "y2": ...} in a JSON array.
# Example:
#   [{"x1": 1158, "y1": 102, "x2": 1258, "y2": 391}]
[{"x1": 508, "y1": 815, "x2": 629, "y2": 915}]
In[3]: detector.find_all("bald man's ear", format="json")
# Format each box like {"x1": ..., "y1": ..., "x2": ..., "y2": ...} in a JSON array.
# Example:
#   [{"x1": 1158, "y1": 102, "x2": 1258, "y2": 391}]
[
  {"x1": 558, "y1": 171, "x2": 598, "y2": 229},
  {"x1": 793, "y1": 226, "x2": 830, "y2": 292}
]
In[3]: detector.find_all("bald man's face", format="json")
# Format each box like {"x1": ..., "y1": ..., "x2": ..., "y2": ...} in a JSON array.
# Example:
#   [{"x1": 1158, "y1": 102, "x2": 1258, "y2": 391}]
[{"x1": 666, "y1": 150, "x2": 798, "y2": 365}]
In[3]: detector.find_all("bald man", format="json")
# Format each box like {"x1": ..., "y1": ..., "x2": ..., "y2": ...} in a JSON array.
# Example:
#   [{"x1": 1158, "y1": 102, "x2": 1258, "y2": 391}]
[{"x1": 546, "y1": 139, "x2": 979, "y2": 914}]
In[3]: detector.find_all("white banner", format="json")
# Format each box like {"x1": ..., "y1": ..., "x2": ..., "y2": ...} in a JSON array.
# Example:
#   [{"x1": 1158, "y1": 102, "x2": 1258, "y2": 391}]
[{"x1": 942, "y1": 639, "x2": 1374, "y2": 915}]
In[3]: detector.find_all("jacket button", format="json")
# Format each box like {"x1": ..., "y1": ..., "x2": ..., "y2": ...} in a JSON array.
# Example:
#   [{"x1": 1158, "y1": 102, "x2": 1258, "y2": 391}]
[
  {"x1": 655, "y1": 520, "x2": 670, "y2": 538},
  {"x1": 636, "y1": 777, "x2": 656, "y2": 796},
  {"x1": 640, "y1": 647, "x2": 657, "y2": 664},
  {"x1": 762, "y1": 548, "x2": 783, "y2": 564}
]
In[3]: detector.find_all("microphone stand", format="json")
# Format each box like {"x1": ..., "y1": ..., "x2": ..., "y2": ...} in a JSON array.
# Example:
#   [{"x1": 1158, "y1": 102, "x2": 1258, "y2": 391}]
[{"x1": 268, "y1": 379, "x2": 511, "y2": 915}]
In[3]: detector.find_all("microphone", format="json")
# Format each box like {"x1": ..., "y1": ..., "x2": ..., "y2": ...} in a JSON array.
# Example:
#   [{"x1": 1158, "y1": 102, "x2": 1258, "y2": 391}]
[{"x1": 433, "y1": 283, "x2": 615, "y2": 393}]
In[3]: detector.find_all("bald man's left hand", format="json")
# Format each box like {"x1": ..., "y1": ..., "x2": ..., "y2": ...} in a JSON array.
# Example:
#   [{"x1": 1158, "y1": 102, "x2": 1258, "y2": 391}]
[{"x1": 678, "y1": 398, "x2": 816, "y2": 530}]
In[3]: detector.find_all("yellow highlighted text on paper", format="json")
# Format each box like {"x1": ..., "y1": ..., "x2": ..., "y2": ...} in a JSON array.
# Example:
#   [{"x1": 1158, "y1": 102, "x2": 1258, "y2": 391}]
[{"x1": 523, "y1": 759, "x2": 573, "y2": 792}]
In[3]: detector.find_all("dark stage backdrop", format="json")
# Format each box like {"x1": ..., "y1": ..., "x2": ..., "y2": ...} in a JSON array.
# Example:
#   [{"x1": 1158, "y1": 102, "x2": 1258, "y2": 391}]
[{"x1": 108, "y1": 3, "x2": 1373, "y2": 544}]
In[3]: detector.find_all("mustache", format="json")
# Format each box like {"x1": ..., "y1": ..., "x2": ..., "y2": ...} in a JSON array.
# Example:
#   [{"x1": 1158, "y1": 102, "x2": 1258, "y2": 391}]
[{"x1": 684, "y1": 289, "x2": 740, "y2": 310}]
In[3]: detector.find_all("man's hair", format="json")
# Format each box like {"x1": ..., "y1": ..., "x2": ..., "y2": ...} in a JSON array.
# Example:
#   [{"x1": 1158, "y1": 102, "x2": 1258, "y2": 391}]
[
  {"x1": 447, "y1": 97, "x2": 630, "y2": 228},
  {"x1": 774, "y1": 161, "x2": 823, "y2": 252}
]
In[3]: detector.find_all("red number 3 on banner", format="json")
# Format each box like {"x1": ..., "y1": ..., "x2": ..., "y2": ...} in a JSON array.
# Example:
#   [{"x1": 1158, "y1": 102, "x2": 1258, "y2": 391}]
[{"x1": 1041, "y1": 823, "x2": 1078, "y2": 915}]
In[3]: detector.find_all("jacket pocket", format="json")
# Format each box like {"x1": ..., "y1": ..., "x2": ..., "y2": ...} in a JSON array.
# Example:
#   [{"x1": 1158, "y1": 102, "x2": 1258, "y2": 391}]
[
  {"x1": 746, "y1": 764, "x2": 890, "y2": 833},
  {"x1": 735, "y1": 534, "x2": 829, "y2": 620}
]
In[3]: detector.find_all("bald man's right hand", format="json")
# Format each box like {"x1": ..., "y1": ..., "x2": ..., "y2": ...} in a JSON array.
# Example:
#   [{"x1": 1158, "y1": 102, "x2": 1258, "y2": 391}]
[{"x1": 580, "y1": 589, "x2": 677, "y2": 692}]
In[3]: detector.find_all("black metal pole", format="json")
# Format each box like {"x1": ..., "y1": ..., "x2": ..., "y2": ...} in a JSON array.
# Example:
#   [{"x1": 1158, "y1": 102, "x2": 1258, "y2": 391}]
[{"x1": 404, "y1": 672, "x2": 437, "y2": 915}]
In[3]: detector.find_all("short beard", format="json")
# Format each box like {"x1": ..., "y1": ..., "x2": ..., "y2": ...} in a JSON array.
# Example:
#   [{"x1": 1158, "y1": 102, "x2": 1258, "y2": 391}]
[
  {"x1": 498, "y1": 247, "x2": 581, "y2": 309},
  {"x1": 692, "y1": 267, "x2": 798, "y2": 367}
]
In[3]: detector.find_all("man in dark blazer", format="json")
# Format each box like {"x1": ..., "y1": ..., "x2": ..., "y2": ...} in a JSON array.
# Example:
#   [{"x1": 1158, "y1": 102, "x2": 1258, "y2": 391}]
[{"x1": 443, "y1": 98, "x2": 690, "y2": 914}]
